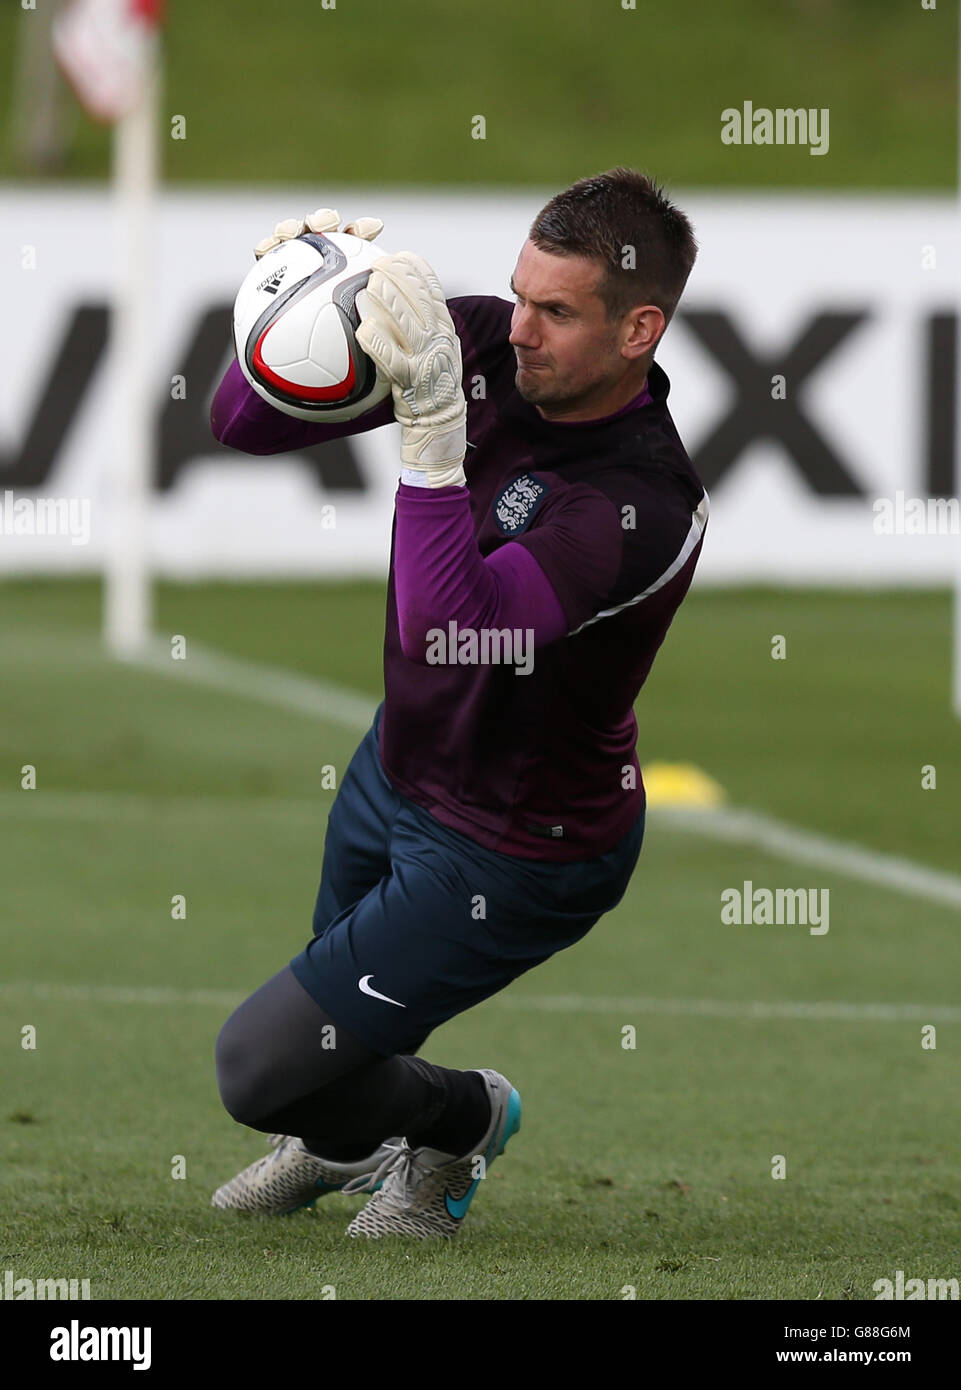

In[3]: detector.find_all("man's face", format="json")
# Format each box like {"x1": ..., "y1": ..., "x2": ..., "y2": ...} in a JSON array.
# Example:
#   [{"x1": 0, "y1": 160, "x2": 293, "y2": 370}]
[{"x1": 508, "y1": 239, "x2": 629, "y2": 419}]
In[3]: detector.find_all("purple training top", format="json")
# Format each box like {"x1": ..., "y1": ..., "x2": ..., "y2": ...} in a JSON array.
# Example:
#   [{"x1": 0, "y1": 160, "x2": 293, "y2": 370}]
[{"x1": 211, "y1": 295, "x2": 709, "y2": 861}]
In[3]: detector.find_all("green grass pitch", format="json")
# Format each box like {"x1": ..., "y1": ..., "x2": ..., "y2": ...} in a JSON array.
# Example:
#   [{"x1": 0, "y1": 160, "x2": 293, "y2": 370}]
[
  {"x1": 1, "y1": 0, "x2": 957, "y2": 188},
  {"x1": 1, "y1": 580, "x2": 959, "y2": 1300}
]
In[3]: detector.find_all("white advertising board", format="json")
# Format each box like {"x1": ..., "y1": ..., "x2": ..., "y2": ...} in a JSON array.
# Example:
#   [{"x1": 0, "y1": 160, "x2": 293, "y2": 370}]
[{"x1": 0, "y1": 187, "x2": 957, "y2": 582}]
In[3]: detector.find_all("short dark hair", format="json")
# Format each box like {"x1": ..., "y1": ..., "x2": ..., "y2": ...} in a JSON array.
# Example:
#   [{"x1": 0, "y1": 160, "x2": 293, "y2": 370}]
[{"x1": 529, "y1": 168, "x2": 698, "y2": 332}]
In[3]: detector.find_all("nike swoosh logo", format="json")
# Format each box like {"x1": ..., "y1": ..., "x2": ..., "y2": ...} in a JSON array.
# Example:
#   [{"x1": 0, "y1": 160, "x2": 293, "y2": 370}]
[
  {"x1": 358, "y1": 974, "x2": 406, "y2": 1008},
  {"x1": 445, "y1": 1130, "x2": 499, "y2": 1220},
  {"x1": 445, "y1": 1182, "x2": 480, "y2": 1221}
]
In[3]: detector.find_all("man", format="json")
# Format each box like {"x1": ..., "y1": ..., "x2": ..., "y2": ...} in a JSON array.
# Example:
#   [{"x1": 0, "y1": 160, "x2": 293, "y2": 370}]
[{"x1": 209, "y1": 168, "x2": 707, "y2": 1239}]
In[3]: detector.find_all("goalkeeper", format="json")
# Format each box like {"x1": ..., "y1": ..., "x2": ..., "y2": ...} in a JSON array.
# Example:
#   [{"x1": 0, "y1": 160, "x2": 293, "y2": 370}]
[{"x1": 209, "y1": 168, "x2": 707, "y2": 1239}]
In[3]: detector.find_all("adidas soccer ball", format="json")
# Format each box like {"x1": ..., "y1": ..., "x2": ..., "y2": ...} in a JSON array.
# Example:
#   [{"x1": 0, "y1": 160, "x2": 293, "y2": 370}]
[{"x1": 232, "y1": 231, "x2": 392, "y2": 422}]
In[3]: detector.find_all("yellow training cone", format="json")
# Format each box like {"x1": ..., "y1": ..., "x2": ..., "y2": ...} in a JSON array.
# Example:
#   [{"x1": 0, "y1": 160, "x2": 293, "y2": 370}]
[{"x1": 642, "y1": 762, "x2": 726, "y2": 809}]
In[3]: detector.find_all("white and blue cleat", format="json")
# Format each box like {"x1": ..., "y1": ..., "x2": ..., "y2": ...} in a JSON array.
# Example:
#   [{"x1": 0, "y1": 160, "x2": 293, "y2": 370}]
[
  {"x1": 211, "y1": 1133, "x2": 401, "y2": 1215},
  {"x1": 345, "y1": 1069, "x2": 522, "y2": 1239}
]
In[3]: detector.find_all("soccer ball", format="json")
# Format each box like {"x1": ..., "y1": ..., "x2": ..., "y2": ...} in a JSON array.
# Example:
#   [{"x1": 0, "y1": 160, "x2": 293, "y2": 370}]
[{"x1": 232, "y1": 231, "x2": 392, "y2": 422}]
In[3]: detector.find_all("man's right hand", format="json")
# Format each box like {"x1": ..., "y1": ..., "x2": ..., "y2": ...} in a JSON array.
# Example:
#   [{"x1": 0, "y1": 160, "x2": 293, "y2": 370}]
[{"x1": 253, "y1": 208, "x2": 384, "y2": 260}]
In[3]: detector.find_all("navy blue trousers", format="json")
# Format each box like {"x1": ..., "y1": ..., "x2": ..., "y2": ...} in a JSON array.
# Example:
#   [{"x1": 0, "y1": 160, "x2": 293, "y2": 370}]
[{"x1": 289, "y1": 704, "x2": 645, "y2": 1056}]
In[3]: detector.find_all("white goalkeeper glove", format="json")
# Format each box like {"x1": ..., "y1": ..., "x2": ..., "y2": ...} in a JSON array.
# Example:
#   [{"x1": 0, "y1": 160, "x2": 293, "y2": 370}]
[
  {"x1": 355, "y1": 252, "x2": 467, "y2": 490},
  {"x1": 253, "y1": 207, "x2": 384, "y2": 260}
]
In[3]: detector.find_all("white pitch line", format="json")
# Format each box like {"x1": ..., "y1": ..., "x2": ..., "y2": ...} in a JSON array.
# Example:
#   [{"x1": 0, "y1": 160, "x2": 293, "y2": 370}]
[
  {"x1": 658, "y1": 805, "x2": 961, "y2": 911},
  {"x1": 6, "y1": 643, "x2": 957, "y2": 1022},
  {"x1": 495, "y1": 994, "x2": 961, "y2": 1023},
  {"x1": 134, "y1": 635, "x2": 379, "y2": 732},
  {"x1": 127, "y1": 640, "x2": 961, "y2": 913},
  {"x1": 0, "y1": 981, "x2": 958, "y2": 1023},
  {"x1": 12, "y1": 632, "x2": 959, "y2": 911},
  {"x1": 0, "y1": 982, "x2": 242, "y2": 1008},
  {"x1": 7, "y1": 773, "x2": 960, "y2": 917},
  {"x1": 0, "y1": 788, "x2": 322, "y2": 822}
]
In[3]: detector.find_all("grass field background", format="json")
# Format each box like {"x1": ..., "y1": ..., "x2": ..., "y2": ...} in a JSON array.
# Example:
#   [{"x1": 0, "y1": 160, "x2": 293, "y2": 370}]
[
  {"x1": 1, "y1": 581, "x2": 959, "y2": 1300},
  {"x1": 2, "y1": 0, "x2": 959, "y2": 1308},
  {"x1": 1, "y1": 0, "x2": 957, "y2": 188}
]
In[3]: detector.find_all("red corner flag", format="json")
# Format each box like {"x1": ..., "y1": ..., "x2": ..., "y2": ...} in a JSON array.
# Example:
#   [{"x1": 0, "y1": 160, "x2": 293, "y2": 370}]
[{"x1": 53, "y1": 0, "x2": 166, "y2": 124}]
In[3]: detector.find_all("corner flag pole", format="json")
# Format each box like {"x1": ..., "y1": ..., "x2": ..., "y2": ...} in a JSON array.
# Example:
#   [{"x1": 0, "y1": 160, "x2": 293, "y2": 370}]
[
  {"x1": 103, "y1": 36, "x2": 159, "y2": 660},
  {"x1": 52, "y1": 0, "x2": 167, "y2": 656},
  {"x1": 954, "y1": 11, "x2": 961, "y2": 715}
]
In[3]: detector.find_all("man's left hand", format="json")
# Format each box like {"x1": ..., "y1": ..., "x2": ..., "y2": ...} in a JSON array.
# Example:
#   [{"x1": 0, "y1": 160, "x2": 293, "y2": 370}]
[{"x1": 356, "y1": 252, "x2": 467, "y2": 489}]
